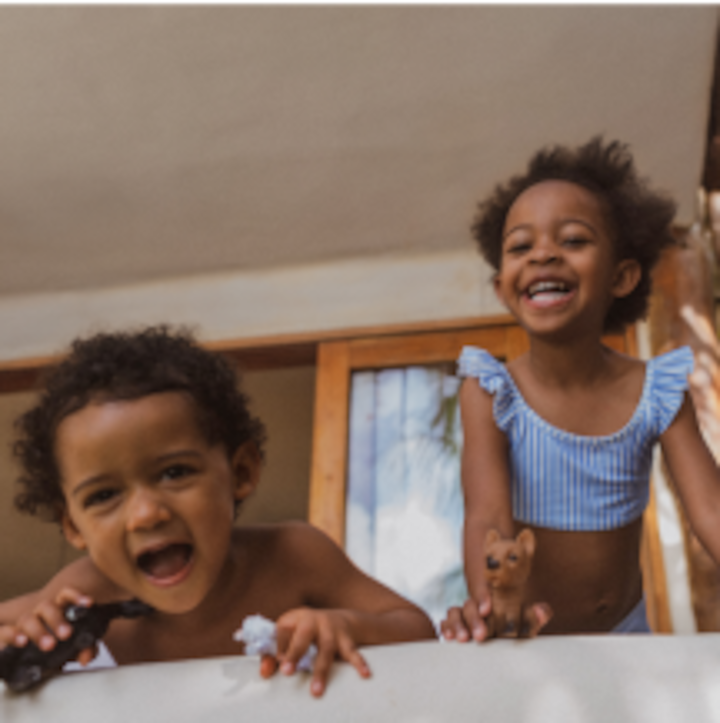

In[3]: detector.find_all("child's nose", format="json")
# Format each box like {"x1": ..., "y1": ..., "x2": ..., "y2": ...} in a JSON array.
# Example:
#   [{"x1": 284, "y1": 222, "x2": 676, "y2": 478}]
[
  {"x1": 125, "y1": 488, "x2": 172, "y2": 531},
  {"x1": 530, "y1": 238, "x2": 559, "y2": 264}
]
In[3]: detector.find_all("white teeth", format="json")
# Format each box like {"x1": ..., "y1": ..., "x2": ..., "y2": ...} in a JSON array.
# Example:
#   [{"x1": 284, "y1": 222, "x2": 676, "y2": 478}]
[{"x1": 527, "y1": 281, "x2": 569, "y2": 297}]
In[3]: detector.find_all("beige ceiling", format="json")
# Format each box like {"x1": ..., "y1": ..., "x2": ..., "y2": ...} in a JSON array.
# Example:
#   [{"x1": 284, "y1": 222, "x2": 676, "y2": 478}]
[{"x1": 0, "y1": 5, "x2": 716, "y2": 297}]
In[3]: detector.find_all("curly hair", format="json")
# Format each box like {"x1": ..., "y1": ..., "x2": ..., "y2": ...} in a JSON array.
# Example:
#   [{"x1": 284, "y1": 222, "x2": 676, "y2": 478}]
[
  {"x1": 472, "y1": 137, "x2": 678, "y2": 332},
  {"x1": 13, "y1": 326, "x2": 266, "y2": 522}
]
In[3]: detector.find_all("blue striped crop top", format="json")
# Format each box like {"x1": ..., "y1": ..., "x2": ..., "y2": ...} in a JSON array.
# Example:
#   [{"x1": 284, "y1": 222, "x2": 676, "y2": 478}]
[{"x1": 457, "y1": 345, "x2": 694, "y2": 531}]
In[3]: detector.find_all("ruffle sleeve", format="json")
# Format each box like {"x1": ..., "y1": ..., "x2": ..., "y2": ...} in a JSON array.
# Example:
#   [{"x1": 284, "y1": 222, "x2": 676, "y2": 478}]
[
  {"x1": 456, "y1": 346, "x2": 519, "y2": 432},
  {"x1": 648, "y1": 345, "x2": 694, "y2": 436}
]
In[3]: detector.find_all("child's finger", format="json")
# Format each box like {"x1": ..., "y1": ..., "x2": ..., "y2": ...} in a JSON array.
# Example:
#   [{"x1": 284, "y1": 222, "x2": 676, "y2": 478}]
[
  {"x1": 259, "y1": 653, "x2": 279, "y2": 679},
  {"x1": 337, "y1": 636, "x2": 371, "y2": 679},
  {"x1": 274, "y1": 612, "x2": 301, "y2": 658},
  {"x1": 476, "y1": 590, "x2": 492, "y2": 618},
  {"x1": 33, "y1": 600, "x2": 73, "y2": 642},
  {"x1": 0, "y1": 625, "x2": 27, "y2": 649},
  {"x1": 524, "y1": 602, "x2": 553, "y2": 638},
  {"x1": 280, "y1": 629, "x2": 317, "y2": 675},
  {"x1": 55, "y1": 588, "x2": 93, "y2": 610},
  {"x1": 76, "y1": 646, "x2": 99, "y2": 667},
  {"x1": 14, "y1": 612, "x2": 56, "y2": 651},
  {"x1": 462, "y1": 598, "x2": 489, "y2": 642},
  {"x1": 440, "y1": 607, "x2": 469, "y2": 641},
  {"x1": 308, "y1": 631, "x2": 336, "y2": 698}
]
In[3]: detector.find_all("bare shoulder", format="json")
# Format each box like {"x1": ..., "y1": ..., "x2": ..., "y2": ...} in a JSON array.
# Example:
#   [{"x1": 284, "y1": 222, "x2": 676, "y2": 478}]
[
  {"x1": 618, "y1": 353, "x2": 649, "y2": 401},
  {"x1": 504, "y1": 351, "x2": 529, "y2": 376},
  {"x1": 606, "y1": 348, "x2": 645, "y2": 381},
  {"x1": 233, "y1": 522, "x2": 367, "y2": 608},
  {"x1": 459, "y1": 374, "x2": 493, "y2": 404},
  {"x1": 459, "y1": 375, "x2": 497, "y2": 425},
  {"x1": 234, "y1": 521, "x2": 342, "y2": 567},
  {"x1": 231, "y1": 523, "x2": 434, "y2": 628},
  {"x1": 596, "y1": 348, "x2": 645, "y2": 400},
  {"x1": 458, "y1": 370, "x2": 507, "y2": 451}
]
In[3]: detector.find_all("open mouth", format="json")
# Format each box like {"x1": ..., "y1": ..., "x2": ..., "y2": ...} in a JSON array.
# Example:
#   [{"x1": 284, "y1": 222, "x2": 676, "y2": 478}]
[
  {"x1": 137, "y1": 543, "x2": 193, "y2": 584},
  {"x1": 524, "y1": 280, "x2": 574, "y2": 307}
]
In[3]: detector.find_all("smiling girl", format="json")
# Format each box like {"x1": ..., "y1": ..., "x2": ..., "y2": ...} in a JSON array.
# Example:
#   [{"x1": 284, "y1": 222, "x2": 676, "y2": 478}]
[
  {"x1": 441, "y1": 138, "x2": 720, "y2": 639},
  {"x1": 0, "y1": 327, "x2": 435, "y2": 695}
]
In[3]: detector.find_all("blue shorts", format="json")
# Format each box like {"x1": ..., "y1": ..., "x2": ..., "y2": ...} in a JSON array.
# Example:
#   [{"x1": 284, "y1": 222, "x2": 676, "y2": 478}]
[{"x1": 612, "y1": 598, "x2": 651, "y2": 633}]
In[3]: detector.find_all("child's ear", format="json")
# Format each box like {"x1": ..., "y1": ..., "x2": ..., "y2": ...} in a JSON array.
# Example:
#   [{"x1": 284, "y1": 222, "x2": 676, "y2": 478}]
[
  {"x1": 612, "y1": 259, "x2": 642, "y2": 299},
  {"x1": 230, "y1": 441, "x2": 262, "y2": 503},
  {"x1": 61, "y1": 512, "x2": 87, "y2": 551}
]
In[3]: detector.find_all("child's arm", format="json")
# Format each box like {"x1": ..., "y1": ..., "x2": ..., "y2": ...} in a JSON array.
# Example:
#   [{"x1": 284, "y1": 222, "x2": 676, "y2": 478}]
[
  {"x1": 441, "y1": 378, "x2": 515, "y2": 642},
  {"x1": 262, "y1": 522, "x2": 436, "y2": 697},
  {"x1": 0, "y1": 556, "x2": 123, "y2": 665},
  {"x1": 661, "y1": 393, "x2": 720, "y2": 563},
  {"x1": 0, "y1": 591, "x2": 43, "y2": 628}
]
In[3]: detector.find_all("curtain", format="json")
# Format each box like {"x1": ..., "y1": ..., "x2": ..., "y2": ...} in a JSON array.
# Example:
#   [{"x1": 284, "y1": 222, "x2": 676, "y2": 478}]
[{"x1": 346, "y1": 365, "x2": 467, "y2": 626}]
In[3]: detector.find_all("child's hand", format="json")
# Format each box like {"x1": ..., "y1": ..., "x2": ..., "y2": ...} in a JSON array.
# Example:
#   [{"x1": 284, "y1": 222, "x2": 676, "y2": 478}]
[
  {"x1": 259, "y1": 607, "x2": 370, "y2": 698},
  {"x1": 0, "y1": 588, "x2": 96, "y2": 666},
  {"x1": 440, "y1": 594, "x2": 552, "y2": 642},
  {"x1": 440, "y1": 590, "x2": 493, "y2": 642}
]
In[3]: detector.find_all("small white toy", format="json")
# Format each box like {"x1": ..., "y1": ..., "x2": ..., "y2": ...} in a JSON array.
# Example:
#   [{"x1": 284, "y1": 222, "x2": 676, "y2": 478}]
[{"x1": 233, "y1": 614, "x2": 317, "y2": 673}]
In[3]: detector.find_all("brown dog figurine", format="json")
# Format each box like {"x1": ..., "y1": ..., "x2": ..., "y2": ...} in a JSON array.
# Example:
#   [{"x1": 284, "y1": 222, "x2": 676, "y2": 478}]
[{"x1": 484, "y1": 528, "x2": 538, "y2": 638}]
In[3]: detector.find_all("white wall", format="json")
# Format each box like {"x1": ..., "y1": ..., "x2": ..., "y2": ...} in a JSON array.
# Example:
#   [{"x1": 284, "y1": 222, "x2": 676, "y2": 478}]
[{"x1": 0, "y1": 250, "x2": 504, "y2": 362}]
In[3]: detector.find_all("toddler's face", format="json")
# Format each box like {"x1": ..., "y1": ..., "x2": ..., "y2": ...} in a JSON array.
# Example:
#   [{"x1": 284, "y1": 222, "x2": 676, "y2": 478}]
[
  {"x1": 56, "y1": 392, "x2": 258, "y2": 614},
  {"x1": 494, "y1": 180, "x2": 638, "y2": 338}
]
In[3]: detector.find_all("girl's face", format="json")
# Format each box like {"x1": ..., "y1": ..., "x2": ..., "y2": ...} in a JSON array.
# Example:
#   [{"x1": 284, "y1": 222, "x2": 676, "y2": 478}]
[
  {"x1": 494, "y1": 180, "x2": 639, "y2": 339},
  {"x1": 57, "y1": 392, "x2": 259, "y2": 614}
]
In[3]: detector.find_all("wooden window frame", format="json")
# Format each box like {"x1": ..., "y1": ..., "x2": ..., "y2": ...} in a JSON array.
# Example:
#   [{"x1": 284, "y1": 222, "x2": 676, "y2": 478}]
[{"x1": 308, "y1": 318, "x2": 529, "y2": 544}]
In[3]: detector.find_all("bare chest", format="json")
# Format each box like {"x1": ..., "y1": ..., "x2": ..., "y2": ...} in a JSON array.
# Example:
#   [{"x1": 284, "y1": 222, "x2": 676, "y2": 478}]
[
  {"x1": 104, "y1": 569, "x2": 308, "y2": 665},
  {"x1": 533, "y1": 391, "x2": 638, "y2": 436},
  {"x1": 508, "y1": 363, "x2": 645, "y2": 437}
]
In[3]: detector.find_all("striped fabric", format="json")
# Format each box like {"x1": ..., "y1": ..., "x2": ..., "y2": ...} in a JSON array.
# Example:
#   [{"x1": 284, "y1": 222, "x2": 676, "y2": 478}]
[{"x1": 457, "y1": 346, "x2": 694, "y2": 531}]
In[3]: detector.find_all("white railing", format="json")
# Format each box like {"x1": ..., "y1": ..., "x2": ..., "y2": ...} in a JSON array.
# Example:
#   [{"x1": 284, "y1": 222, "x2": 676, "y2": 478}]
[{"x1": 3, "y1": 635, "x2": 720, "y2": 723}]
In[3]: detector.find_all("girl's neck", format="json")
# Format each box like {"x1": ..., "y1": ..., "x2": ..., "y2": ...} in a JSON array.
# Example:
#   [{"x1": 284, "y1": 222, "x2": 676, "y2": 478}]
[{"x1": 523, "y1": 334, "x2": 613, "y2": 388}]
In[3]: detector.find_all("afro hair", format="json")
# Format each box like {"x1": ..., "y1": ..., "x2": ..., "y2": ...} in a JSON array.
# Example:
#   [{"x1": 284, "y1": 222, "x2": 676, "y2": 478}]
[
  {"x1": 472, "y1": 137, "x2": 678, "y2": 332},
  {"x1": 13, "y1": 326, "x2": 266, "y2": 522}
]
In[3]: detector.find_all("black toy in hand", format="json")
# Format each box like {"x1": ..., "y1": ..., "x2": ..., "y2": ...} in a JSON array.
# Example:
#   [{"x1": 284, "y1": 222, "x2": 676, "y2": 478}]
[{"x1": 0, "y1": 599, "x2": 153, "y2": 693}]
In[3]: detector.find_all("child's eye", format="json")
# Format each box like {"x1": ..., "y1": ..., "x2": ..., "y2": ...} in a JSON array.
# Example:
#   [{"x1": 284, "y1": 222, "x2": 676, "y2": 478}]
[
  {"x1": 83, "y1": 488, "x2": 118, "y2": 509},
  {"x1": 563, "y1": 236, "x2": 588, "y2": 248},
  {"x1": 161, "y1": 464, "x2": 196, "y2": 481},
  {"x1": 505, "y1": 241, "x2": 532, "y2": 255}
]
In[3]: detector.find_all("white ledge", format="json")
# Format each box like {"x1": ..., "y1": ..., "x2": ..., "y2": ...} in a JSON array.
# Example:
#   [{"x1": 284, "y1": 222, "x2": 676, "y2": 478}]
[{"x1": 3, "y1": 635, "x2": 720, "y2": 723}]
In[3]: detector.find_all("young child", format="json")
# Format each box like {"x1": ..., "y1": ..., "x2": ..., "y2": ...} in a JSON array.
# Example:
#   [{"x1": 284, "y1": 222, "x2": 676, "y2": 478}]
[
  {"x1": 0, "y1": 327, "x2": 435, "y2": 695},
  {"x1": 440, "y1": 137, "x2": 720, "y2": 641}
]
